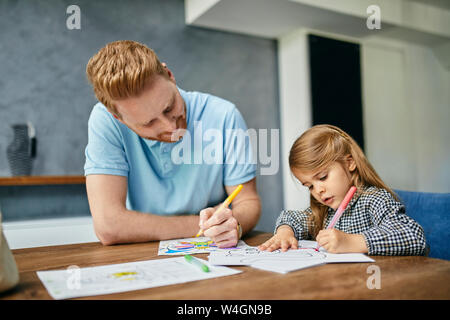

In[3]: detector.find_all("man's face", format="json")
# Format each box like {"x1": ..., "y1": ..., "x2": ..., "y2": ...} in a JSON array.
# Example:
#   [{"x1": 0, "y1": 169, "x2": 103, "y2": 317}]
[{"x1": 113, "y1": 74, "x2": 187, "y2": 143}]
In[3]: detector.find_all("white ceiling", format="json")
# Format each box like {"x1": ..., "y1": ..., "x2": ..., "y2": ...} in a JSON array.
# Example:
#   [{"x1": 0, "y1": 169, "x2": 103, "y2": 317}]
[
  {"x1": 186, "y1": 0, "x2": 450, "y2": 46},
  {"x1": 406, "y1": 0, "x2": 450, "y2": 11}
]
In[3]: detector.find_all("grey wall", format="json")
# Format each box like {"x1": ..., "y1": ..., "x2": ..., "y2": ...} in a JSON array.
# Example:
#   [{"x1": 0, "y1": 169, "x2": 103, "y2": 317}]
[
  {"x1": 0, "y1": 0, "x2": 282, "y2": 232},
  {"x1": 0, "y1": 185, "x2": 90, "y2": 221}
]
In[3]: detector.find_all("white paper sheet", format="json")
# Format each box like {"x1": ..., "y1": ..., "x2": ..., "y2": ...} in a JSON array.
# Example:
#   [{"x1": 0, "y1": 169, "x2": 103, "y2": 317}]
[
  {"x1": 251, "y1": 259, "x2": 326, "y2": 274},
  {"x1": 208, "y1": 247, "x2": 328, "y2": 265},
  {"x1": 322, "y1": 252, "x2": 376, "y2": 263},
  {"x1": 37, "y1": 257, "x2": 241, "y2": 300},
  {"x1": 158, "y1": 236, "x2": 251, "y2": 255},
  {"x1": 208, "y1": 240, "x2": 374, "y2": 273}
]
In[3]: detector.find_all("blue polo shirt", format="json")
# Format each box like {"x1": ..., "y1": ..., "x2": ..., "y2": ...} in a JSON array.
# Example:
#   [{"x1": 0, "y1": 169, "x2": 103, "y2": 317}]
[{"x1": 84, "y1": 88, "x2": 256, "y2": 215}]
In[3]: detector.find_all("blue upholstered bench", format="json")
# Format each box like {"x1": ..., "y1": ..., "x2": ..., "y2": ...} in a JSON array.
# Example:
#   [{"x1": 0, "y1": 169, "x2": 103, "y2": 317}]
[{"x1": 395, "y1": 190, "x2": 450, "y2": 260}]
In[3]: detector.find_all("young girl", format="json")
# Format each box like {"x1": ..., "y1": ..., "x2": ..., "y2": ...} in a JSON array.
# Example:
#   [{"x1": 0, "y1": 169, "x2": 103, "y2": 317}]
[{"x1": 259, "y1": 124, "x2": 426, "y2": 255}]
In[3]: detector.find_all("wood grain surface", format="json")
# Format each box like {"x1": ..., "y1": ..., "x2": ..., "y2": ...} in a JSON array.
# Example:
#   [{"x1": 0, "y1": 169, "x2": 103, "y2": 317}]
[
  {"x1": 0, "y1": 176, "x2": 85, "y2": 186},
  {"x1": 1, "y1": 232, "x2": 449, "y2": 300}
]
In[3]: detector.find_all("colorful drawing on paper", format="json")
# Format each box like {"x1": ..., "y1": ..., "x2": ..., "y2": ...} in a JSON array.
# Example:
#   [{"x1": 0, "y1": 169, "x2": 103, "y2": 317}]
[{"x1": 158, "y1": 237, "x2": 250, "y2": 256}]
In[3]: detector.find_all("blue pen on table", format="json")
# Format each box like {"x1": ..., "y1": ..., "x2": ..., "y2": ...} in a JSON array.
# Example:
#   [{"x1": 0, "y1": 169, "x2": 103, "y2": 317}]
[{"x1": 184, "y1": 254, "x2": 210, "y2": 272}]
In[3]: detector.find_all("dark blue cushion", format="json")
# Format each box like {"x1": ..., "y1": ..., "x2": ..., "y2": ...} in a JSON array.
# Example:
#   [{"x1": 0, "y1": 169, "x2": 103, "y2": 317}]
[{"x1": 395, "y1": 189, "x2": 450, "y2": 260}]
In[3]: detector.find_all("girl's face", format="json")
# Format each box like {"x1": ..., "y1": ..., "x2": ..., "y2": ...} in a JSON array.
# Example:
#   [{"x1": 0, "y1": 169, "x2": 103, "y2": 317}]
[{"x1": 292, "y1": 158, "x2": 356, "y2": 210}]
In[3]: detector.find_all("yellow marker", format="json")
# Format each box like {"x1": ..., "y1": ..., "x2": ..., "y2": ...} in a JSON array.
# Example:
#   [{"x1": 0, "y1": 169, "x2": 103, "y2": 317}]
[{"x1": 196, "y1": 184, "x2": 243, "y2": 237}]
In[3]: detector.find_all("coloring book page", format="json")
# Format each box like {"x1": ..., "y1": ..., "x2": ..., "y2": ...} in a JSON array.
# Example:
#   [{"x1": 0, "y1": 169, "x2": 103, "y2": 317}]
[
  {"x1": 37, "y1": 257, "x2": 241, "y2": 300},
  {"x1": 158, "y1": 236, "x2": 251, "y2": 255},
  {"x1": 208, "y1": 240, "x2": 375, "y2": 274}
]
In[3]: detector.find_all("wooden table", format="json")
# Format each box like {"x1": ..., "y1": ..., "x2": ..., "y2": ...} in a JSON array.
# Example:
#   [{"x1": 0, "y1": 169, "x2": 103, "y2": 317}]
[{"x1": 1, "y1": 232, "x2": 449, "y2": 300}]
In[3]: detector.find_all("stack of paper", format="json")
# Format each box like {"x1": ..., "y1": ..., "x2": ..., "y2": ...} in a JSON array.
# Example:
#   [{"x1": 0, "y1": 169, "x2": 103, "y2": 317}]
[{"x1": 207, "y1": 240, "x2": 375, "y2": 274}]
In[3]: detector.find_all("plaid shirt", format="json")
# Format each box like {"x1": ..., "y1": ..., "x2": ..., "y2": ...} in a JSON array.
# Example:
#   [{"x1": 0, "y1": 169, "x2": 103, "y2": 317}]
[{"x1": 275, "y1": 186, "x2": 427, "y2": 256}]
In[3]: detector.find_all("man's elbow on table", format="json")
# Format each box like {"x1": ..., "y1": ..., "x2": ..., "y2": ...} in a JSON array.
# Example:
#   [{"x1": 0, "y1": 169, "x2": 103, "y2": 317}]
[
  {"x1": 95, "y1": 227, "x2": 118, "y2": 246},
  {"x1": 93, "y1": 222, "x2": 119, "y2": 246},
  {"x1": 86, "y1": 174, "x2": 130, "y2": 245},
  {"x1": 91, "y1": 211, "x2": 123, "y2": 246}
]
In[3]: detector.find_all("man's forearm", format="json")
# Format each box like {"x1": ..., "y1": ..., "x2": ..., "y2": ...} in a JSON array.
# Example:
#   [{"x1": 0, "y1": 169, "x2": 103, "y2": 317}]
[{"x1": 95, "y1": 208, "x2": 200, "y2": 245}]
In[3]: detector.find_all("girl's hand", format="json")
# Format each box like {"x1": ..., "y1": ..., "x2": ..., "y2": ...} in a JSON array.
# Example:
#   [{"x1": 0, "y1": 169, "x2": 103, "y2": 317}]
[
  {"x1": 258, "y1": 225, "x2": 298, "y2": 252},
  {"x1": 316, "y1": 229, "x2": 368, "y2": 253}
]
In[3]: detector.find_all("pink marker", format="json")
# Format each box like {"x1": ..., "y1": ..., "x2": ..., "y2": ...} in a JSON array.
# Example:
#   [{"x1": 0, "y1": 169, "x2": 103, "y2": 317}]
[{"x1": 316, "y1": 186, "x2": 357, "y2": 250}]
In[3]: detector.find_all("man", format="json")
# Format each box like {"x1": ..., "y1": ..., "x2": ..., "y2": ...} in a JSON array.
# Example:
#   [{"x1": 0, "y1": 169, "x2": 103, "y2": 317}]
[{"x1": 84, "y1": 40, "x2": 261, "y2": 247}]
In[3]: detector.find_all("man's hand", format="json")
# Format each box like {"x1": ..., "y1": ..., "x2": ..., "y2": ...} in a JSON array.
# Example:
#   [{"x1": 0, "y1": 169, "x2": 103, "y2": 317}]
[
  {"x1": 316, "y1": 229, "x2": 368, "y2": 253},
  {"x1": 199, "y1": 207, "x2": 239, "y2": 248}
]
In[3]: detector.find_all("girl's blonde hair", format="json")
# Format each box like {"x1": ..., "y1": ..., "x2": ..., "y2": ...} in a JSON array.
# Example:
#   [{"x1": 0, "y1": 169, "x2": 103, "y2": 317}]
[
  {"x1": 289, "y1": 124, "x2": 397, "y2": 238},
  {"x1": 86, "y1": 40, "x2": 168, "y2": 118}
]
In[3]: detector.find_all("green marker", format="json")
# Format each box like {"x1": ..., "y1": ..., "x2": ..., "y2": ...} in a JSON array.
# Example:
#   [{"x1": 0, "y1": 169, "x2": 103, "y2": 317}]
[{"x1": 184, "y1": 254, "x2": 210, "y2": 272}]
